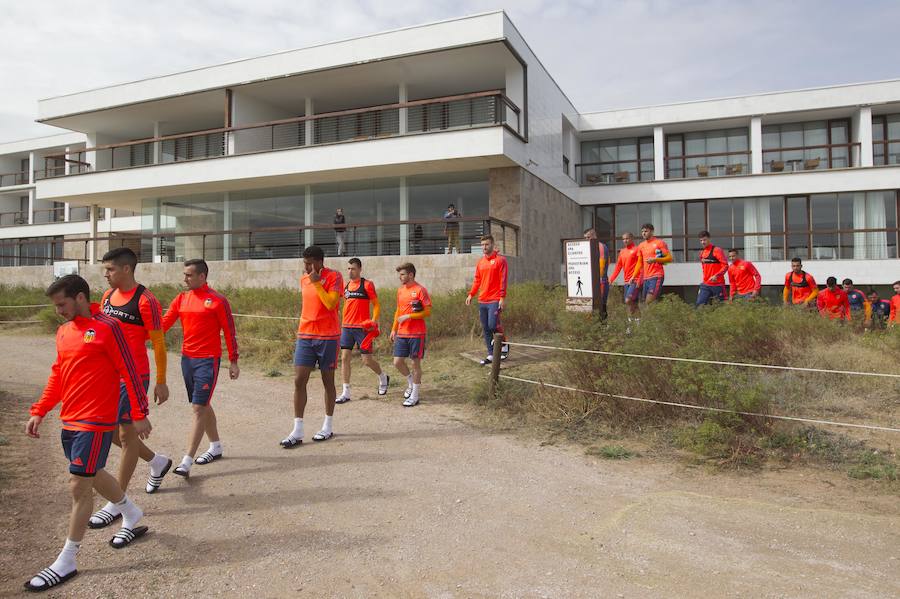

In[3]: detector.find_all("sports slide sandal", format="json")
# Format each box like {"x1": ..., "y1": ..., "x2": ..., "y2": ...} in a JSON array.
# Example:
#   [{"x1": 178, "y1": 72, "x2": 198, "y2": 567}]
[
  {"x1": 194, "y1": 451, "x2": 222, "y2": 465},
  {"x1": 88, "y1": 509, "x2": 121, "y2": 529},
  {"x1": 280, "y1": 437, "x2": 302, "y2": 449},
  {"x1": 109, "y1": 526, "x2": 149, "y2": 549},
  {"x1": 312, "y1": 431, "x2": 334, "y2": 442},
  {"x1": 23, "y1": 567, "x2": 77, "y2": 592}
]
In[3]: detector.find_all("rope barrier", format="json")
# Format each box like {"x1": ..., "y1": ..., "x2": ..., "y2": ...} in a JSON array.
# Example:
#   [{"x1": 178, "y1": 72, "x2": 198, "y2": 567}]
[
  {"x1": 0, "y1": 320, "x2": 42, "y2": 325},
  {"x1": 232, "y1": 313, "x2": 297, "y2": 321},
  {"x1": 0, "y1": 304, "x2": 51, "y2": 309},
  {"x1": 504, "y1": 341, "x2": 900, "y2": 380},
  {"x1": 499, "y1": 374, "x2": 900, "y2": 434}
]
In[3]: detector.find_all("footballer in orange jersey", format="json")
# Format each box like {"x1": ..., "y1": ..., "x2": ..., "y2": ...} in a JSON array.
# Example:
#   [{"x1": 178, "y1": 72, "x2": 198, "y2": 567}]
[{"x1": 392, "y1": 262, "x2": 432, "y2": 407}]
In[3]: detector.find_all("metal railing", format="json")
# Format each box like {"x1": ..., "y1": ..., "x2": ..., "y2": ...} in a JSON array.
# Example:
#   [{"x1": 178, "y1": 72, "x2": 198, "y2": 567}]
[
  {"x1": 874, "y1": 138, "x2": 900, "y2": 166},
  {"x1": 32, "y1": 207, "x2": 66, "y2": 224},
  {"x1": 0, "y1": 216, "x2": 519, "y2": 266},
  {"x1": 0, "y1": 171, "x2": 28, "y2": 187},
  {"x1": 666, "y1": 150, "x2": 750, "y2": 179},
  {"x1": 575, "y1": 158, "x2": 655, "y2": 185},
  {"x1": 36, "y1": 91, "x2": 521, "y2": 178},
  {"x1": 0, "y1": 211, "x2": 28, "y2": 227},
  {"x1": 762, "y1": 142, "x2": 860, "y2": 172}
]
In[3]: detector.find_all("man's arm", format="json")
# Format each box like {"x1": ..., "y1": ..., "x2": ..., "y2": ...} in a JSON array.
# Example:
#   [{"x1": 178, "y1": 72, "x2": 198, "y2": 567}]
[
  {"x1": 139, "y1": 293, "x2": 168, "y2": 403},
  {"x1": 783, "y1": 276, "x2": 791, "y2": 304},
  {"x1": 805, "y1": 286, "x2": 819, "y2": 306},
  {"x1": 215, "y1": 297, "x2": 239, "y2": 364},
  {"x1": 390, "y1": 307, "x2": 400, "y2": 340},
  {"x1": 30, "y1": 348, "x2": 63, "y2": 422},
  {"x1": 101, "y1": 317, "x2": 150, "y2": 425},
  {"x1": 750, "y1": 264, "x2": 762, "y2": 296},
  {"x1": 630, "y1": 252, "x2": 643, "y2": 281},
  {"x1": 609, "y1": 253, "x2": 624, "y2": 283},
  {"x1": 498, "y1": 257, "x2": 508, "y2": 309},
  {"x1": 370, "y1": 282, "x2": 381, "y2": 322},
  {"x1": 466, "y1": 262, "x2": 483, "y2": 305},
  {"x1": 161, "y1": 293, "x2": 181, "y2": 332},
  {"x1": 710, "y1": 247, "x2": 728, "y2": 283}
]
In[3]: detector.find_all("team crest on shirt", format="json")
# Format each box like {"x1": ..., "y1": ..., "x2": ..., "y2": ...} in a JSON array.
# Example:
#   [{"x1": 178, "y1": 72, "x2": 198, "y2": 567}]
[
  {"x1": 83, "y1": 329, "x2": 96, "y2": 343},
  {"x1": 204, "y1": 298, "x2": 213, "y2": 308},
  {"x1": 410, "y1": 291, "x2": 418, "y2": 298}
]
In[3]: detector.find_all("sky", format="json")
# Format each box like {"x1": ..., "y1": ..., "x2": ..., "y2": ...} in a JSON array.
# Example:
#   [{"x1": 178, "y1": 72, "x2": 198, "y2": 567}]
[{"x1": 2, "y1": 0, "x2": 899, "y2": 142}]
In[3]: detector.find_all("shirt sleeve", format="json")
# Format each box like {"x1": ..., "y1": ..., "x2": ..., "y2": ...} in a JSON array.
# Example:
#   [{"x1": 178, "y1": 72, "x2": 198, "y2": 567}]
[
  {"x1": 161, "y1": 293, "x2": 182, "y2": 332},
  {"x1": 31, "y1": 332, "x2": 63, "y2": 417},
  {"x1": 421, "y1": 287, "x2": 433, "y2": 308},
  {"x1": 215, "y1": 296, "x2": 239, "y2": 362},
  {"x1": 609, "y1": 252, "x2": 623, "y2": 282},
  {"x1": 714, "y1": 247, "x2": 728, "y2": 279},
  {"x1": 469, "y1": 261, "x2": 483, "y2": 298},
  {"x1": 139, "y1": 291, "x2": 163, "y2": 332},
  {"x1": 101, "y1": 317, "x2": 149, "y2": 420}
]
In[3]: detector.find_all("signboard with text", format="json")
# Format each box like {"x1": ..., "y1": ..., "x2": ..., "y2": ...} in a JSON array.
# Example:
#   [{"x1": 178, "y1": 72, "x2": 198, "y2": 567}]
[{"x1": 565, "y1": 239, "x2": 599, "y2": 312}]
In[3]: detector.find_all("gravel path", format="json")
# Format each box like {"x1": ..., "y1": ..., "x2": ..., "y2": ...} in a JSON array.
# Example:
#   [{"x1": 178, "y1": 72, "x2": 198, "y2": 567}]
[{"x1": 0, "y1": 334, "x2": 897, "y2": 598}]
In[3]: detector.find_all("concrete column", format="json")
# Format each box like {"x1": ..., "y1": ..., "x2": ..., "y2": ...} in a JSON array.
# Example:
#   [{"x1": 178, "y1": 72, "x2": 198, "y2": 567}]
[
  {"x1": 64, "y1": 202, "x2": 70, "y2": 222},
  {"x1": 750, "y1": 116, "x2": 763, "y2": 174},
  {"x1": 399, "y1": 176, "x2": 408, "y2": 255},
  {"x1": 305, "y1": 98, "x2": 314, "y2": 146},
  {"x1": 222, "y1": 192, "x2": 232, "y2": 260},
  {"x1": 153, "y1": 122, "x2": 162, "y2": 163},
  {"x1": 399, "y1": 83, "x2": 408, "y2": 135},
  {"x1": 28, "y1": 152, "x2": 35, "y2": 183},
  {"x1": 304, "y1": 185, "x2": 313, "y2": 247},
  {"x1": 653, "y1": 126, "x2": 665, "y2": 180},
  {"x1": 27, "y1": 188, "x2": 35, "y2": 225},
  {"x1": 853, "y1": 106, "x2": 873, "y2": 167},
  {"x1": 88, "y1": 204, "x2": 98, "y2": 264},
  {"x1": 151, "y1": 199, "x2": 161, "y2": 260}
]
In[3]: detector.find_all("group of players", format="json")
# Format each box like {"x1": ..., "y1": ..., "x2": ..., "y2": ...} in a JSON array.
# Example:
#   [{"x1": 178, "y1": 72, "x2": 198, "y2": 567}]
[
  {"x1": 21, "y1": 233, "x2": 508, "y2": 592},
  {"x1": 585, "y1": 223, "x2": 900, "y2": 328}
]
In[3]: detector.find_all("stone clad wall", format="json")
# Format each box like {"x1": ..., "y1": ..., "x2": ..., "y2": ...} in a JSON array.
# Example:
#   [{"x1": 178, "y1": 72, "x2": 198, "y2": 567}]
[{"x1": 0, "y1": 253, "x2": 519, "y2": 294}]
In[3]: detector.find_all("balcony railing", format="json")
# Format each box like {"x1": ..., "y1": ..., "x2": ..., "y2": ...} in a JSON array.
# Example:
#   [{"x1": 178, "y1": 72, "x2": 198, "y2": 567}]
[
  {"x1": 575, "y1": 158, "x2": 655, "y2": 185},
  {"x1": 762, "y1": 142, "x2": 860, "y2": 172},
  {"x1": 0, "y1": 171, "x2": 28, "y2": 187},
  {"x1": 874, "y1": 138, "x2": 900, "y2": 166},
  {"x1": 0, "y1": 211, "x2": 28, "y2": 227},
  {"x1": 0, "y1": 216, "x2": 519, "y2": 266},
  {"x1": 36, "y1": 91, "x2": 521, "y2": 179},
  {"x1": 32, "y1": 207, "x2": 66, "y2": 224},
  {"x1": 666, "y1": 150, "x2": 750, "y2": 179}
]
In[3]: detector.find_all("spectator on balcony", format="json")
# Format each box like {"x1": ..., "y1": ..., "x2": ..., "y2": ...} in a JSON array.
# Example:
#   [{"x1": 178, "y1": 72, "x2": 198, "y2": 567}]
[
  {"x1": 443, "y1": 203, "x2": 461, "y2": 254},
  {"x1": 412, "y1": 224, "x2": 424, "y2": 255},
  {"x1": 333, "y1": 208, "x2": 347, "y2": 257}
]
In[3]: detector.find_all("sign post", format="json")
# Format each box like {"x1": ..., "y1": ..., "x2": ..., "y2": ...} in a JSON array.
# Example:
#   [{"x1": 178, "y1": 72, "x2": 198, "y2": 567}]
[{"x1": 564, "y1": 239, "x2": 600, "y2": 312}]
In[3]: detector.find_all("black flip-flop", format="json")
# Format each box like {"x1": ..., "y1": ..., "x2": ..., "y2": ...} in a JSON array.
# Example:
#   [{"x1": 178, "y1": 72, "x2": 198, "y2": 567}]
[
  {"x1": 312, "y1": 431, "x2": 334, "y2": 442},
  {"x1": 194, "y1": 451, "x2": 222, "y2": 465},
  {"x1": 280, "y1": 437, "x2": 302, "y2": 449},
  {"x1": 109, "y1": 525, "x2": 149, "y2": 549},
  {"x1": 88, "y1": 509, "x2": 121, "y2": 529},
  {"x1": 145, "y1": 458, "x2": 173, "y2": 494},
  {"x1": 173, "y1": 465, "x2": 190, "y2": 478},
  {"x1": 23, "y1": 567, "x2": 77, "y2": 592}
]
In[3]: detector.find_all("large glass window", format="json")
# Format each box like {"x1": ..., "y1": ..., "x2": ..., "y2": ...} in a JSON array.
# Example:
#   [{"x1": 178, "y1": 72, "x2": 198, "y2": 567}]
[
  {"x1": 408, "y1": 171, "x2": 489, "y2": 254},
  {"x1": 873, "y1": 114, "x2": 900, "y2": 166},
  {"x1": 579, "y1": 137, "x2": 654, "y2": 184},
  {"x1": 762, "y1": 120, "x2": 851, "y2": 172},
  {"x1": 312, "y1": 179, "x2": 400, "y2": 256},
  {"x1": 665, "y1": 128, "x2": 749, "y2": 178}
]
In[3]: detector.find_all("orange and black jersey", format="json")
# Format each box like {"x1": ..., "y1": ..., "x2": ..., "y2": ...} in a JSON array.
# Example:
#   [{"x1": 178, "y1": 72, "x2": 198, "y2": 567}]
[
  {"x1": 101, "y1": 285, "x2": 162, "y2": 376},
  {"x1": 784, "y1": 271, "x2": 818, "y2": 305},
  {"x1": 31, "y1": 306, "x2": 149, "y2": 431},
  {"x1": 699, "y1": 245, "x2": 728, "y2": 286}
]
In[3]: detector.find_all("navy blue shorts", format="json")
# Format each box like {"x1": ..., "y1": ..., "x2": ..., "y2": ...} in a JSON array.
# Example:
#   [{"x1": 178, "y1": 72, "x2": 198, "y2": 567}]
[
  {"x1": 642, "y1": 276, "x2": 664, "y2": 300},
  {"x1": 62, "y1": 429, "x2": 113, "y2": 477},
  {"x1": 181, "y1": 356, "x2": 221, "y2": 406},
  {"x1": 624, "y1": 281, "x2": 640, "y2": 303},
  {"x1": 394, "y1": 337, "x2": 426, "y2": 359},
  {"x1": 340, "y1": 327, "x2": 372, "y2": 354},
  {"x1": 294, "y1": 338, "x2": 339, "y2": 370},
  {"x1": 117, "y1": 375, "x2": 151, "y2": 424}
]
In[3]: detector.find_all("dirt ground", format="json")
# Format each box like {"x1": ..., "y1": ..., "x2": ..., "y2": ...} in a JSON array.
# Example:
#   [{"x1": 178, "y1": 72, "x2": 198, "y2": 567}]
[{"x1": 0, "y1": 333, "x2": 898, "y2": 598}]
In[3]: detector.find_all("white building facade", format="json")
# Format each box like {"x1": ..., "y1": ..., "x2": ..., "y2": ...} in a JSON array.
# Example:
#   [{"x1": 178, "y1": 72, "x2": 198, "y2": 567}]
[{"x1": 1, "y1": 11, "x2": 898, "y2": 292}]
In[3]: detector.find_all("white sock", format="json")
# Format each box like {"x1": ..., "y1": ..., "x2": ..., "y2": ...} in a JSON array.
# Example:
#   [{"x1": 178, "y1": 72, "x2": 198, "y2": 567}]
[
  {"x1": 209, "y1": 441, "x2": 222, "y2": 455},
  {"x1": 149, "y1": 453, "x2": 169, "y2": 477},
  {"x1": 406, "y1": 375, "x2": 413, "y2": 389},
  {"x1": 179, "y1": 454, "x2": 193, "y2": 471},
  {"x1": 379, "y1": 372, "x2": 388, "y2": 384},
  {"x1": 290, "y1": 418, "x2": 303, "y2": 440},
  {"x1": 98, "y1": 500, "x2": 121, "y2": 517},
  {"x1": 342, "y1": 383, "x2": 351, "y2": 395},
  {"x1": 411, "y1": 383, "x2": 420, "y2": 399},
  {"x1": 322, "y1": 415, "x2": 333, "y2": 434},
  {"x1": 42, "y1": 539, "x2": 79, "y2": 580},
  {"x1": 115, "y1": 495, "x2": 143, "y2": 529}
]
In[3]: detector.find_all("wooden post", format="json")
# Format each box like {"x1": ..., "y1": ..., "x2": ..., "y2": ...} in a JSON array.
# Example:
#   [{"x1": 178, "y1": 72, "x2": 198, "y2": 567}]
[{"x1": 488, "y1": 332, "x2": 503, "y2": 397}]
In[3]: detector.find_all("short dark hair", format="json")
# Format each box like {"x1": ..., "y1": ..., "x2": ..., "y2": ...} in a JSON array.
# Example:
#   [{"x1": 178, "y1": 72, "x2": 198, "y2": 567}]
[
  {"x1": 46, "y1": 274, "x2": 90, "y2": 300},
  {"x1": 728, "y1": 248, "x2": 740, "y2": 255},
  {"x1": 698, "y1": 230, "x2": 711, "y2": 238},
  {"x1": 348, "y1": 257, "x2": 362, "y2": 268},
  {"x1": 641, "y1": 223, "x2": 654, "y2": 231},
  {"x1": 842, "y1": 278, "x2": 853, "y2": 286},
  {"x1": 302, "y1": 246, "x2": 325, "y2": 261},
  {"x1": 481, "y1": 234, "x2": 495, "y2": 243},
  {"x1": 582, "y1": 227, "x2": 595, "y2": 236},
  {"x1": 791, "y1": 257, "x2": 803, "y2": 264},
  {"x1": 867, "y1": 287, "x2": 878, "y2": 296},
  {"x1": 826, "y1": 276, "x2": 837, "y2": 286},
  {"x1": 102, "y1": 247, "x2": 138, "y2": 271},
  {"x1": 184, "y1": 258, "x2": 209, "y2": 276},
  {"x1": 396, "y1": 262, "x2": 416, "y2": 276},
  {"x1": 894, "y1": 280, "x2": 900, "y2": 287}
]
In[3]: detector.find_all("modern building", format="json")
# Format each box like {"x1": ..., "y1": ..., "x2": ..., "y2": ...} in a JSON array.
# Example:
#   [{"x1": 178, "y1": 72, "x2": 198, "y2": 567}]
[{"x1": 1, "y1": 10, "x2": 898, "y2": 293}]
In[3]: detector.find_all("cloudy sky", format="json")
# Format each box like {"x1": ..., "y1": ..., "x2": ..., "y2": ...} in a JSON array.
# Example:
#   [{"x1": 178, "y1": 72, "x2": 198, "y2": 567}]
[{"x1": 2, "y1": 0, "x2": 898, "y2": 142}]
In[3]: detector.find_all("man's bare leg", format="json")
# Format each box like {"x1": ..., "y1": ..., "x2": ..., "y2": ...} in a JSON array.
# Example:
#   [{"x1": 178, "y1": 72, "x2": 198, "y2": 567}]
[{"x1": 282, "y1": 366, "x2": 312, "y2": 446}]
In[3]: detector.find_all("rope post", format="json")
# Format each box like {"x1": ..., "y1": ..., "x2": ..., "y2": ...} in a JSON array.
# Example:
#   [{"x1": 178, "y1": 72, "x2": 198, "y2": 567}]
[{"x1": 489, "y1": 332, "x2": 503, "y2": 397}]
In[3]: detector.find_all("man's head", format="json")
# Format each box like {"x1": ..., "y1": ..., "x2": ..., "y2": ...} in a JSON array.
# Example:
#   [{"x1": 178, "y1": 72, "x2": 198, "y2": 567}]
[
  {"x1": 826, "y1": 276, "x2": 838, "y2": 290},
  {"x1": 347, "y1": 257, "x2": 362, "y2": 280},
  {"x1": 101, "y1": 247, "x2": 138, "y2": 290},
  {"x1": 728, "y1": 248, "x2": 740, "y2": 263},
  {"x1": 622, "y1": 231, "x2": 634, "y2": 246},
  {"x1": 583, "y1": 227, "x2": 597, "y2": 242},
  {"x1": 699, "y1": 230, "x2": 711, "y2": 248},
  {"x1": 302, "y1": 245, "x2": 325, "y2": 275},
  {"x1": 842, "y1": 278, "x2": 854, "y2": 291},
  {"x1": 447, "y1": 203, "x2": 455, "y2": 211},
  {"x1": 867, "y1": 288, "x2": 880, "y2": 303},
  {"x1": 480, "y1": 234, "x2": 495, "y2": 256},
  {"x1": 183, "y1": 259, "x2": 209, "y2": 290},
  {"x1": 396, "y1": 262, "x2": 416, "y2": 285},
  {"x1": 893, "y1": 280, "x2": 900, "y2": 295},
  {"x1": 46, "y1": 274, "x2": 91, "y2": 322},
  {"x1": 791, "y1": 257, "x2": 803, "y2": 274},
  {"x1": 640, "y1": 223, "x2": 654, "y2": 240},
  {"x1": 336, "y1": 208, "x2": 343, "y2": 215}
]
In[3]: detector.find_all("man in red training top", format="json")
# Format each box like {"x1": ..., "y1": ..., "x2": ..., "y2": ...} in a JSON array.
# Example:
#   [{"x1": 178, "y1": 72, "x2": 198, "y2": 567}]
[
  {"x1": 817, "y1": 276, "x2": 851, "y2": 321},
  {"x1": 336, "y1": 257, "x2": 389, "y2": 404},
  {"x1": 696, "y1": 231, "x2": 728, "y2": 306},
  {"x1": 609, "y1": 231, "x2": 641, "y2": 325},
  {"x1": 162, "y1": 259, "x2": 239, "y2": 477},
  {"x1": 783, "y1": 257, "x2": 818, "y2": 308},
  {"x1": 88, "y1": 248, "x2": 172, "y2": 532},
  {"x1": 727, "y1": 248, "x2": 762, "y2": 301},
  {"x1": 24, "y1": 275, "x2": 150, "y2": 592},
  {"x1": 890, "y1": 280, "x2": 900, "y2": 327},
  {"x1": 633, "y1": 223, "x2": 672, "y2": 303},
  {"x1": 392, "y1": 262, "x2": 432, "y2": 407},
  {"x1": 282, "y1": 245, "x2": 343, "y2": 447},
  {"x1": 466, "y1": 234, "x2": 509, "y2": 365}
]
